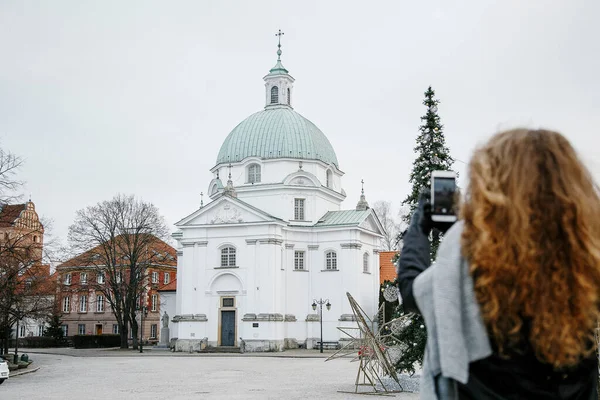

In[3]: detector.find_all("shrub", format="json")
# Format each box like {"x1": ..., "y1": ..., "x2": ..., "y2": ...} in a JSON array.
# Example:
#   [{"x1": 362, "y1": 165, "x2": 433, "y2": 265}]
[{"x1": 72, "y1": 334, "x2": 121, "y2": 349}]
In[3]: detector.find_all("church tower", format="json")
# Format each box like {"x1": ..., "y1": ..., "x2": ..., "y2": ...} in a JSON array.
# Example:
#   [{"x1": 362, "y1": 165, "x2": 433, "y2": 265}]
[{"x1": 263, "y1": 29, "x2": 294, "y2": 108}]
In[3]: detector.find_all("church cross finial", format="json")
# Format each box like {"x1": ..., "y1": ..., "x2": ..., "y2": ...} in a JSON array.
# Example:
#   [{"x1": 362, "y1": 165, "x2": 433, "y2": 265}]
[
  {"x1": 228, "y1": 163, "x2": 232, "y2": 180},
  {"x1": 361, "y1": 179, "x2": 364, "y2": 195},
  {"x1": 200, "y1": 192, "x2": 204, "y2": 208},
  {"x1": 275, "y1": 29, "x2": 284, "y2": 61}
]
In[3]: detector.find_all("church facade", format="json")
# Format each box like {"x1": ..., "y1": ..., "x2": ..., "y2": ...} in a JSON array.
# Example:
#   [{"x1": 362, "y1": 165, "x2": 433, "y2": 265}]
[{"x1": 172, "y1": 42, "x2": 384, "y2": 352}]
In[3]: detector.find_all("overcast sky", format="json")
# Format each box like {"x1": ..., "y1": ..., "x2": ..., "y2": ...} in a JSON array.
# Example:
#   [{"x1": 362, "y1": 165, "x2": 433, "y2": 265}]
[{"x1": 1, "y1": 0, "x2": 598, "y2": 244}]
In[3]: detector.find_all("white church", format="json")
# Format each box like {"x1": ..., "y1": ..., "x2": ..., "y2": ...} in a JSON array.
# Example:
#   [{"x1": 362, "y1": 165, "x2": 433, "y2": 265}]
[{"x1": 170, "y1": 39, "x2": 384, "y2": 352}]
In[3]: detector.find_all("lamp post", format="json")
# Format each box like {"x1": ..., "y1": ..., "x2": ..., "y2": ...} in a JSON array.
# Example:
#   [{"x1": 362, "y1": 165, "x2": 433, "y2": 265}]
[
  {"x1": 139, "y1": 306, "x2": 148, "y2": 353},
  {"x1": 311, "y1": 298, "x2": 331, "y2": 353}
]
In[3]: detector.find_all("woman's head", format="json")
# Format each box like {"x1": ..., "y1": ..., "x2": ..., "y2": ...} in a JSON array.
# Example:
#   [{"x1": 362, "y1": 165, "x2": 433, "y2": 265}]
[{"x1": 461, "y1": 129, "x2": 600, "y2": 368}]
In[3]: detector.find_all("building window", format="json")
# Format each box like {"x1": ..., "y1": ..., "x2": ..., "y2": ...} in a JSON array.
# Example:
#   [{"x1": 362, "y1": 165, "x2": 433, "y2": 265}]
[
  {"x1": 62, "y1": 296, "x2": 71, "y2": 313},
  {"x1": 61, "y1": 325, "x2": 68, "y2": 337},
  {"x1": 116, "y1": 271, "x2": 122, "y2": 284},
  {"x1": 363, "y1": 252, "x2": 369, "y2": 273},
  {"x1": 151, "y1": 294, "x2": 158, "y2": 312},
  {"x1": 287, "y1": 88, "x2": 291, "y2": 105},
  {"x1": 97, "y1": 272, "x2": 105, "y2": 284},
  {"x1": 222, "y1": 297, "x2": 235, "y2": 307},
  {"x1": 79, "y1": 295, "x2": 88, "y2": 313},
  {"x1": 248, "y1": 164, "x2": 261, "y2": 183},
  {"x1": 152, "y1": 271, "x2": 158, "y2": 284},
  {"x1": 33, "y1": 235, "x2": 38, "y2": 243},
  {"x1": 220, "y1": 247, "x2": 236, "y2": 267},
  {"x1": 112, "y1": 324, "x2": 119, "y2": 335},
  {"x1": 326, "y1": 170, "x2": 333, "y2": 188},
  {"x1": 164, "y1": 272, "x2": 170, "y2": 285},
  {"x1": 19, "y1": 325, "x2": 26, "y2": 337},
  {"x1": 326, "y1": 251, "x2": 337, "y2": 270},
  {"x1": 78, "y1": 324, "x2": 86, "y2": 335},
  {"x1": 150, "y1": 324, "x2": 158, "y2": 339},
  {"x1": 294, "y1": 251, "x2": 305, "y2": 270},
  {"x1": 37, "y1": 325, "x2": 44, "y2": 337},
  {"x1": 294, "y1": 198, "x2": 305, "y2": 220},
  {"x1": 271, "y1": 86, "x2": 279, "y2": 104},
  {"x1": 96, "y1": 295, "x2": 104, "y2": 312},
  {"x1": 64, "y1": 273, "x2": 72, "y2": 285},
  {"x1": 80, "y1": 272, "x2": 87, "y2": 284}
]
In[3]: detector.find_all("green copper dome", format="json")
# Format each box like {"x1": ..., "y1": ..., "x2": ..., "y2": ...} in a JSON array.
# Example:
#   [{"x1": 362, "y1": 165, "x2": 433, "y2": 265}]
[{"x1": 216, "y1": 107, "x2": 339, "y2": 167}]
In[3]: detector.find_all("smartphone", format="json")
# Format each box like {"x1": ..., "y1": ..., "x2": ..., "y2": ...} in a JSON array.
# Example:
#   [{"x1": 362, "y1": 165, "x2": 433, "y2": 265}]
[{"x1": 431, "y1": 171, "x2": 458, "y2": 223}]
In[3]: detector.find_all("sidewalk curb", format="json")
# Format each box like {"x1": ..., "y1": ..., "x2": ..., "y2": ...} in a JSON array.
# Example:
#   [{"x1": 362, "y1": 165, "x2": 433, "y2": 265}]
[{"x1": 11, "y1": 366, "x2": 40, "y2": 377}]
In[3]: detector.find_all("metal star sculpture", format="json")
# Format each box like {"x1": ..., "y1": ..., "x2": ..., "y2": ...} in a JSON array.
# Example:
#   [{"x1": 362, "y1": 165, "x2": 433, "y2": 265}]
[{"x1": 326, "y1": 292, "x2": 408, "y2": 396}]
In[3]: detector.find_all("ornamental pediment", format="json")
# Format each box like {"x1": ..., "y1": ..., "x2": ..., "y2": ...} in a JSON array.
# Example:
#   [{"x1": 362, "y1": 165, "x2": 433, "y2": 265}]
[{"x1": 175, "y1": 196, "x2": 277, "y2": 227}]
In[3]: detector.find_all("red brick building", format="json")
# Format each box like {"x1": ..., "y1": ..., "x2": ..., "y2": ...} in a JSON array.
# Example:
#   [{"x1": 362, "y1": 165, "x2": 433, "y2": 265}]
[
  {"x1": 379, "y1": 250, "x2": 399, "y2": 284},
  {"x1": 55, "y1": 237, "x2": 176, "y2": 342}
]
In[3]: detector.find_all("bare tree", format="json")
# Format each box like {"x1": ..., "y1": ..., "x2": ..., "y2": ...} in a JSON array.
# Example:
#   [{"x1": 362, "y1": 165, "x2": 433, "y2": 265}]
[
  {"x1": 372, "y1": 200, "x2": 403, "y2": 251},
  {"x1": 0, "y1": 147, "x2": 23, "y2": 204},
  {"x1": 66, "y1": 194, "x2": 169, "y2": 349},
  {"x1": 0, "y1": 221, "x2": 55, "y2": 355}
]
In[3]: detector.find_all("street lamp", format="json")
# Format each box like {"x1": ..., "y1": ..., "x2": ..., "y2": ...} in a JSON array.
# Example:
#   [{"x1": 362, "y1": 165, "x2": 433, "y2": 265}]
[
  {"x1": 311, "y1": 298, "x2": 331, "y2": 353},
  {"x1": 139, "y1": 306, "x2": 148, "y2": 353}
]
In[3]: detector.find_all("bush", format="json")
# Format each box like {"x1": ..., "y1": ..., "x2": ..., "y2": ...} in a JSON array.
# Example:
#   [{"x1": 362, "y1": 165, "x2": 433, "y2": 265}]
[
  {"x1": 72, "y1": 334, "x2": 120, "y2": 349},
  {"x1": 17, "y1": 336, "x2": 64, "y2": 348}
]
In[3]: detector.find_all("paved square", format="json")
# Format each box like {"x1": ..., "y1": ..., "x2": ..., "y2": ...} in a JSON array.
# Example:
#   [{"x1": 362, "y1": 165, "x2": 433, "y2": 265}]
[{"x1": 4, "y1": 352, "x2": 419, "y2": 399}]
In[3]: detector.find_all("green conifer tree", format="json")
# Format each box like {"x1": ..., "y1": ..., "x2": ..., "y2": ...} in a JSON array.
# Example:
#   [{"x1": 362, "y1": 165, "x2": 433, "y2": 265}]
[{"x1": 391, "y1": 86, "x2": 455, "y2": 375}]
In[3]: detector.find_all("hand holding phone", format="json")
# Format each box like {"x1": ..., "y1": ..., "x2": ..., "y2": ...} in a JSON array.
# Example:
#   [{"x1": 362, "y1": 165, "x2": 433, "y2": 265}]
[{"x1": 431, "y1": 171, "x2": 458, "y2": 224}]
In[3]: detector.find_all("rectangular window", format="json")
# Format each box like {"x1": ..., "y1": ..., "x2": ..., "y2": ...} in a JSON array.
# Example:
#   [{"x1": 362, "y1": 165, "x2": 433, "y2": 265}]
[
  {"x1": 164, "y1": 272, "x2": 170, "y2": 285},
  {"x1": 112, "y1": 324, "x2": 119, "y2": 335},
  {"x1": 96, "y1": 295, "x2": 104, "y2": 312},
  {"x1": 151, "y1": 294, "x2": 158, "y2": 312},
  {"x1": 150, "y1": 324, "x2": 157, "y2": 339},
  {"x1": 78, "y1": 324, "x2": 85, "y2": 335},
  {"x1": 220, "y1": 247, "x2": 236, "y2": 267},
  {"x1": 294, "y1": 198, "x2": 305, "y2": 220},
  {"x1": 79, "y1": 295, "x2": 88, "y2": 313},
  {"x1": 62, "y1": 296, "x2": 71, "y2": 313},
  {"x1": 152, "y1": 271, "x2": 158, "y2": 284},
  {"x1": 294, "y1": 251, "x2": 305, "y2": 270},
  {"x1": 80, "y1": 272, "x2": 87, "y2": 284},
  {"x1": 19, "y1": 325, "x2": 26, "y2": 337},
  {"x1": 37, "y1": 325, "x2": 44, "y2": 337},
  {"x1": 64, "y1": 273, "x2": 72, "y2": 285},
  {"x1": 116, "y1": 271, "x2": 122, "y2": 283},
  {"x1": 61, "y1": 325, "x2": 68, "y2": 337},
  {"x1": 222, "y1": 298, "x2": 234, "y2": 307},
  {"x1": 97, "y1": 272, "x2": 105, "y2": 284},
  {"x1": 326, "y1": 251, "x2": 337, "y2": 270}
]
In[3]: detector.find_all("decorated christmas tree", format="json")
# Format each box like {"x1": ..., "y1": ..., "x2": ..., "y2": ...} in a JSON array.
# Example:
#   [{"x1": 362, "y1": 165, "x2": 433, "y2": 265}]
[{"x1": 386, "y1": 86, "x2": 455, "y2": 375}]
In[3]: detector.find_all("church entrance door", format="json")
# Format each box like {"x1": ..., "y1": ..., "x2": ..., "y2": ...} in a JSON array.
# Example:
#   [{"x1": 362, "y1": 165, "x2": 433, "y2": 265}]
[{"x1": 220, "y1": 311, "x2": 235, "y2": 346}]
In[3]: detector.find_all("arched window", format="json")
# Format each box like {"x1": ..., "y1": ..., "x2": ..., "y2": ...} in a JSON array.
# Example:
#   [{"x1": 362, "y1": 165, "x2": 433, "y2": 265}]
[
  {"x1": 271, "y1": 86, "x2": 279, "y2": 104},
  {"x1": 221, "y1": 247, "x2": 236, "y2": 267},
  {"x1": 325, "y1": 251, "x2": 337, "y2": 270},
  {"x1": 247, "y1": 164, "x2": 261, "y2": 183},
  {"x1": 210, "y1": 183, "x2": 218, "y2": 195},
  {"x1": 287, "y1": 88, "x2": 291, "y2": 105},
  {"x1": 33, "y1": 235, "x2": 38, "y2": 243},
  {"x1": 363, "y1": 253, "x2": 369, "y2": 273},
  {"x1": 326, "y1": 170, "x2": 333, "y2": 188}
]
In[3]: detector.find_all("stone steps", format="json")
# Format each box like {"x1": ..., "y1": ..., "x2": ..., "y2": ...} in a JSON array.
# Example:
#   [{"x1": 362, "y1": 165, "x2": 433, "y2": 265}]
[{"x1": 201, "y1": 346, "x2": 241, "y2": 354}]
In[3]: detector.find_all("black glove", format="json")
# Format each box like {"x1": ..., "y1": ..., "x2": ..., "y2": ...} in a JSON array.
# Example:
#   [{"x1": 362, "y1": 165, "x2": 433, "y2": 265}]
[{"x1": 417, "y1": 191, "x2": 455, "y2": 235}]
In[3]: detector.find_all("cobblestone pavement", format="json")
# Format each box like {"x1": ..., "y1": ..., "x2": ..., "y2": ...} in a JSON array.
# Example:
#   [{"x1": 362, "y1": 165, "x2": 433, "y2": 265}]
[{"x1": 3, "y1": 353, "x2": 419, "y2": 399}]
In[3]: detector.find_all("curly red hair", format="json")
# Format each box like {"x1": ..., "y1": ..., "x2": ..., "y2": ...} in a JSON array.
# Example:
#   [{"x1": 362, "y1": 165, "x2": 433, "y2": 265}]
[{"x1": 461, "y1": 129, "x2": 600, "y2": 368}]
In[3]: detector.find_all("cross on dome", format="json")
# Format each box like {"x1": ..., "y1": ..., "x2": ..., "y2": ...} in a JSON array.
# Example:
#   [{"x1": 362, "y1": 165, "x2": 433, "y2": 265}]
[{"x1": 275, "y1": 29, "x2": 284, "y2": 61}]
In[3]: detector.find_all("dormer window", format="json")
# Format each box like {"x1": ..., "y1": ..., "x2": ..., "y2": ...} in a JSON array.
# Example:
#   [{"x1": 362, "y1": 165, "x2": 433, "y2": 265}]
[
  {"x1": 271, "y1": 86, "x2": 279, "y2": 104},
  {"x1": 248, "y1": 164, "x2": 261, "y2": 184}
]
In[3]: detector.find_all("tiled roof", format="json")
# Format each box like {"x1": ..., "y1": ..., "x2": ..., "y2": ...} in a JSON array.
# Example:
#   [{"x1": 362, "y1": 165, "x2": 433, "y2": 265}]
[
  {"x1": 158, "y1": 278, "x2": 176, "y2": 292},
  {"x1": 379, "y1": 251, "x2": 399, "y2": 284},
  {"x1": 313, "y1": 210, "x2": 371, "y2": 227},
  {"x1": 0, "y1": 204, "x2": 26, "y2": 227},
  {"x1": 58, "y1": 235, "x2": 177, "y2": 269}
]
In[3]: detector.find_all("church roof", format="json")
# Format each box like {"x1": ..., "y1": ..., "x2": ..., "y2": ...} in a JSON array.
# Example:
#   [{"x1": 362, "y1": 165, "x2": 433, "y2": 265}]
[
  {"x1": 0, "y1": 204, "x2": 26, "y2": 227},
  {"x1": 216, "y1": 107, "x2": 339, "y2": 167},
  {"x1": 314, "y1": 210, "x2": 372, "y2": 227}
]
